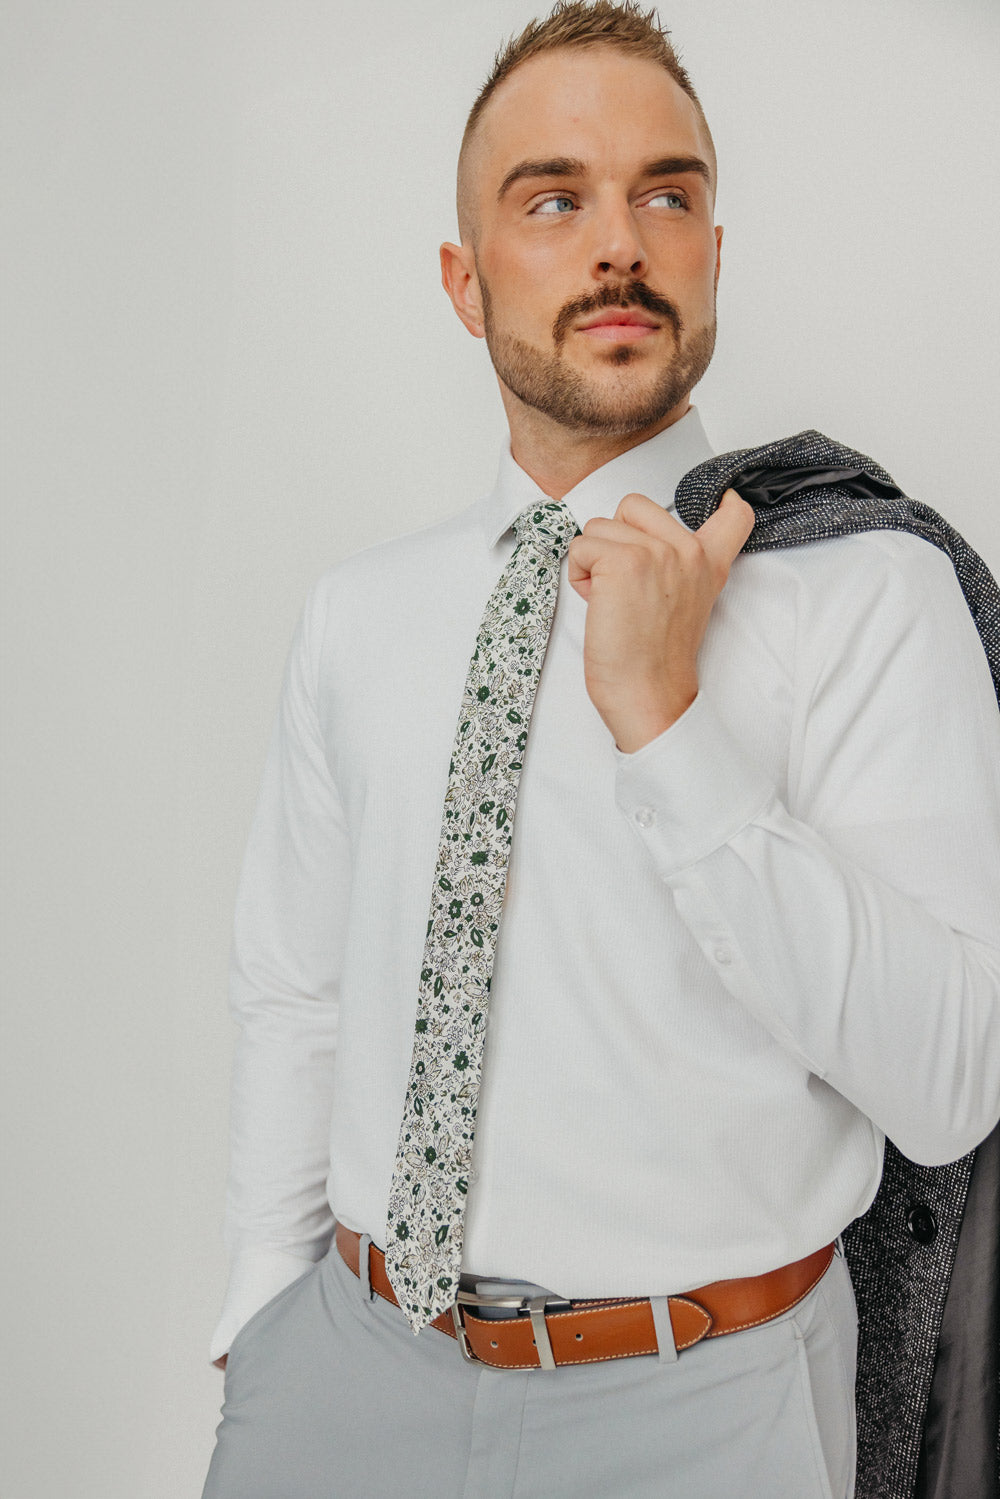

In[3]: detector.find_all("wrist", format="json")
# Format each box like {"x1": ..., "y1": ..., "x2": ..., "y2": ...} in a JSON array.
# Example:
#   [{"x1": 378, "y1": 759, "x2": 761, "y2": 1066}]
[{"x1": 608, "y1": 687, "x2": 698, "y2": 753}]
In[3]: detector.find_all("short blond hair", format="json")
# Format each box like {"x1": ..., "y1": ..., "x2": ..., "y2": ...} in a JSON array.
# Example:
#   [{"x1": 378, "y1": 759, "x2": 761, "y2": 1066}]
[{"x1": 457, "y1": 1, "x2": 716, "y2": 241}]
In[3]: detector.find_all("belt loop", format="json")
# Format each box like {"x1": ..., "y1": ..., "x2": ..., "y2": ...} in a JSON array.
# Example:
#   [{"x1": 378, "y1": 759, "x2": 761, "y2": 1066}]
[
  {"x1": 649, "y1": 1296, "x2": 678, "y2": 1364},
  {"x1": 358, "y1": 1233, "x2": 374, "y2": 1300}
]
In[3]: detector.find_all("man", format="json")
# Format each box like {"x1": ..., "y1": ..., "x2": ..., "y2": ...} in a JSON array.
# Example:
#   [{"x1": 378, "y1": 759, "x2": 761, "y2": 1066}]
[{"x1": 202, "y1": 5, "x2": 1000, "y2": 1497}]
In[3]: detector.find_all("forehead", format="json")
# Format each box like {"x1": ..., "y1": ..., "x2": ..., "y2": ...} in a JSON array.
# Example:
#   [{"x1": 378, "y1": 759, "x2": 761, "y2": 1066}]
[{"x1": 476, "y1": 46, "x2": 710, "y2": 186}]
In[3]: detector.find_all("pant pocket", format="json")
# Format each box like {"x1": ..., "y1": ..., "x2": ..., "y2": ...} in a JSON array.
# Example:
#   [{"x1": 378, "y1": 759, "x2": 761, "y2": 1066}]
[
  {"x1": 224, "y1": 1263, "x2": 316, "y2": 1373},
  {"x1": 792, "y1": 1261, "x2": 858, "y2": 1499}
]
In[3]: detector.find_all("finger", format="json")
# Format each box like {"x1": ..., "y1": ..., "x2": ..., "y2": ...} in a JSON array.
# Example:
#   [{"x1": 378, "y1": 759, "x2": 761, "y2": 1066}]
[
  {"x1": 612, "y1": 491, "x2": 686, "y2": 540},
  {"x1": 579, "y1": 515, "x2": 655, "y2": 545},
  {"x1": 566, "y1": 533, "x2": 601, "y2": 583},
  {"x1": 695, "y1": 488, "x2": 755, "y2": 570},
  {"x1": 567, "y1": 531, "x2": 650, "y2": 588}
]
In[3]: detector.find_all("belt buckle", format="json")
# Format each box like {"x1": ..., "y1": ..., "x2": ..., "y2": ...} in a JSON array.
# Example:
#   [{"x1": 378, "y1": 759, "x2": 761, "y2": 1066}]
[{"x1": 451, "y1": 1288, "x2": 570, "y2": 1370}]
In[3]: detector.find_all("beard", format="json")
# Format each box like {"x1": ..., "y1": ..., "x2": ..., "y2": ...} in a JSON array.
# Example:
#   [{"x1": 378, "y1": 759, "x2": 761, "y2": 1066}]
[{"x1": 479, "y1": 276, "x2": 716, "y2": 437}]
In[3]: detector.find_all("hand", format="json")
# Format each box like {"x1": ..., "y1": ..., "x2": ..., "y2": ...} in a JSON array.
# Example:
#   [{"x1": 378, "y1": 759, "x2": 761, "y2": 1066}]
[{"x1": 566, "y1": 488, "x2": 754, "y2": 752}]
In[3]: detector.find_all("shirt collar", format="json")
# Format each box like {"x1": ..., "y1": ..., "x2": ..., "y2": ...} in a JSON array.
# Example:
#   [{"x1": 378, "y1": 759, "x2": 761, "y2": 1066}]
[{"x1": 477, "y1": 405, "x2": 716, "y2": 551}]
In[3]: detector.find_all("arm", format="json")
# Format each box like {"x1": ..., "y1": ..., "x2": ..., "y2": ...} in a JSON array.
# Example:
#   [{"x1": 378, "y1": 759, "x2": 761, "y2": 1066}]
[
  {"x1": 209, "y1": 577, "x2": 352, "y2": 1366},
  {"x1": 569, "y1": 501, "x2": 1000, "y2": 1166}
]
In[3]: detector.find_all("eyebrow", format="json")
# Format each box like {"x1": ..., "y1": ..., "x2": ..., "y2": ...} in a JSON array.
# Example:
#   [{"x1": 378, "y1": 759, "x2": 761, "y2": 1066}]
[{"x1": 496, "y1": 153, "x2": 712, "y2": 202}]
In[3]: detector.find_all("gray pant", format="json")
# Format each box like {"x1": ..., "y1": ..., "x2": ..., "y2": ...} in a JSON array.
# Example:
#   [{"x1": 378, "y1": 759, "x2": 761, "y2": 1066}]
[{"x1": 202, "y1": 1239, "x2": 857, "y2": 1498}]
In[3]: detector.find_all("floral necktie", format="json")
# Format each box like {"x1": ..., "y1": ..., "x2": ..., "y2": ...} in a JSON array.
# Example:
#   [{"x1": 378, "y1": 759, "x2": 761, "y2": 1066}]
[{"x1": 384, "y1": 498, "x2": 580, "y2": 1332}]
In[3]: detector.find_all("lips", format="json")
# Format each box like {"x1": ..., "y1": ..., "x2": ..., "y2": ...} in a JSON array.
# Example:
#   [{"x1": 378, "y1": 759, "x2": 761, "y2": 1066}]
[
  {"x1": 576, "y1": 308, "x2": 661, "y2": 343},
  {"x1": 577, "y1": 309, "x2": 660, "y2": 331}
]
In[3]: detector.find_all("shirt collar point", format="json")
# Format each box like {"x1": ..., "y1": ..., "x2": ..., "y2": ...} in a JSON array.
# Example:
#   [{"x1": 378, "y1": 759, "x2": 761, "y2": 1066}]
[{"x1": 478, "y1": 406, "x2": 714, "y2": 549}]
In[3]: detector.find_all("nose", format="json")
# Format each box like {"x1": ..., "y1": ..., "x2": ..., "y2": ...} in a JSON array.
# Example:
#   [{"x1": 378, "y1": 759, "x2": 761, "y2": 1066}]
[{"x1": 588, "y1": 195, "x2": 648, "y2": 282}]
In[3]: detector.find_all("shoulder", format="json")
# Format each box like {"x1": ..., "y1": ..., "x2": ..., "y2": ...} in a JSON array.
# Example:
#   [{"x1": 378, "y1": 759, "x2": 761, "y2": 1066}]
[
  {"x1": 300, "y1": 503, "x2": 480, "y2": 635},
  {"x1": 793, "y1": 526, "x2": 976, "y2": 648},
  {"x1": 726, "y1": 524, "x2": 993, "y2": 723},
  {"x1": 735, "y1": 524, "x2": 972, "y2": 634}
]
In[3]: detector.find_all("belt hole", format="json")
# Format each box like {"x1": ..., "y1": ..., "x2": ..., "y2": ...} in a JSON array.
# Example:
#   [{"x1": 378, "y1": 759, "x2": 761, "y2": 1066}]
[
  {"x1": 490, "y1": 1340, "x2": 498, "y2": 1348},
  {"x1": 575, "y1": 1333, "x2": 583, "y2": 1341}
]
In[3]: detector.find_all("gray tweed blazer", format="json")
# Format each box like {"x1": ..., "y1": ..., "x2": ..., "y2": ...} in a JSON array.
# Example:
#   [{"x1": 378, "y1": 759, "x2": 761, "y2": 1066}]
[{"x1": 674, "y1": 432, "x2": 1000, "y2": 1499}]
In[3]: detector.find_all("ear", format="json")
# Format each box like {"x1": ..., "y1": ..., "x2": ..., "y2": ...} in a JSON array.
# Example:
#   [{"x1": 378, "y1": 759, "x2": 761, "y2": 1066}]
[
  {"x1": 440, "y1": 241, "x2": 485, "y2": 339},
  {"x1": 714, "y1": 224, "x2": 723, "y2": 291}
]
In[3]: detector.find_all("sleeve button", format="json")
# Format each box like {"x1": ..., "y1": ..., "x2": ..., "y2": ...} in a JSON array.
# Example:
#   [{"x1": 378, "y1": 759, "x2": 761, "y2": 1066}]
[{"x1": 634, "y1": 806, "x2": 655, "y2": 828}]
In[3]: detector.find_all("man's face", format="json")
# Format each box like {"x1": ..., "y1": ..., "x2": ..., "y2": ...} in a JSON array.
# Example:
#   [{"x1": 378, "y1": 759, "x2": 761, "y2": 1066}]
[{"x1": 456, "y1": 47, "x2": 721, "y2": 436}]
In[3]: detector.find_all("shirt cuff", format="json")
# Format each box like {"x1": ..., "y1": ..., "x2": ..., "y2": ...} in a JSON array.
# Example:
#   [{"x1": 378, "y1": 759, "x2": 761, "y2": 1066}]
[
  {"x1": 208, "y1": 1245, "x2": 322, "y2": 1365},
  {"x1": 613, "y1": 691, "x2": 775, "y2": 878}
]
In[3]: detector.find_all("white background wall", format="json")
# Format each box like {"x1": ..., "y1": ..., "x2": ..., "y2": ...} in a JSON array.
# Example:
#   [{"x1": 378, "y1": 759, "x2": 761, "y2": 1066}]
[{"x1": 2, "y1": 1, "x2": 997, "y2": 1493}]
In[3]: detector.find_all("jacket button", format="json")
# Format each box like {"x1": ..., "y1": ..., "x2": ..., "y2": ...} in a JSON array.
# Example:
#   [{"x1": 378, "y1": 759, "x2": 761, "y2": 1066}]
[{"x1": 905, "y1": 1204, "x2": 938, "y2": 1245}]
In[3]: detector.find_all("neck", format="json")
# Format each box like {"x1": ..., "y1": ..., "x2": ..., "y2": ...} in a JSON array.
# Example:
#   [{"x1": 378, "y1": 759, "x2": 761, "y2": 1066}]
[{"x1": 500, "y1": 389, "x2": 692, "y2": 500}]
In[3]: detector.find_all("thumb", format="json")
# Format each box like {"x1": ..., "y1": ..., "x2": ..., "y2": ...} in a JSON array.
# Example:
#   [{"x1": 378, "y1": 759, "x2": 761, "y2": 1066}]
[{"x1": 696, "y1": 487, "x2": 755, "y2": 571}]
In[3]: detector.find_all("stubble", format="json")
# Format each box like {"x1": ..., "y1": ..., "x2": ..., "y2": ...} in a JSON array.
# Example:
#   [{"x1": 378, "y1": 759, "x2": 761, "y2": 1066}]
[{"x1": 480, "y1": 277, "x2": 716, "y2": 437}]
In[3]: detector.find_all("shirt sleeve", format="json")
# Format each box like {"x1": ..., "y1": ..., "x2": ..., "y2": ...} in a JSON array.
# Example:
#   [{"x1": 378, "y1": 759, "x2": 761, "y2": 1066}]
[
  {"x1": 613, "y1": 530, "x2": 1000, "y2": 1169},
  {"x1": 209, "y1": 575, "x2": 353, "y2": 1365}
]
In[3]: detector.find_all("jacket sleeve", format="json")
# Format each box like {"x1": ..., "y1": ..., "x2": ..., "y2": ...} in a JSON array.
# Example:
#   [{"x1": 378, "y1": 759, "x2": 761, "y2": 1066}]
[
  {"x1": 209, "y1": 576, "x2": 353, "y2": 1365},
  {"x1": 613, "y1": 529, "x2": 1000, "y2": 1168}
]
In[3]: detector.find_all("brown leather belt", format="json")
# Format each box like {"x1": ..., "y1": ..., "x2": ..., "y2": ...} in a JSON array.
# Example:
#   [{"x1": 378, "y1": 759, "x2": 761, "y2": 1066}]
[{"x1": 335, "y1": 1223, "x2": 835, "y2": 1371}]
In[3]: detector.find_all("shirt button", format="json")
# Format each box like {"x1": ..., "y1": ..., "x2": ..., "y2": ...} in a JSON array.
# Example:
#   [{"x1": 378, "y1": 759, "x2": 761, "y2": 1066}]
[
  {"x1": 713, "y1": 945, "x2": 733, "y2": 966},
  {"x1": 467, "y1": 1169, "x2": 480, "y2": 1185},
  {"x1": 634, "y1": 806, "x2": 656, "y2": 828}
]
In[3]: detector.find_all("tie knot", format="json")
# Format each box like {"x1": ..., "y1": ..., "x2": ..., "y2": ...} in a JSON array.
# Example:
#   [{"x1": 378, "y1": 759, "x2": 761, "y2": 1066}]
[{"x1": 512, "y1": 500, "x2": 580, "y2": 559}]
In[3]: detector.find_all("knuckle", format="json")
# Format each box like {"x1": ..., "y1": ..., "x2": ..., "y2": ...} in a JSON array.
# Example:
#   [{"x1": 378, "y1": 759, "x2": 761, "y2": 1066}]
[
  {"x1": 672, "y1": 536, "x2": 698, "y2": 570},
  {"x1": 710, "y1": 554, "x2": 731, "y2": 588},
  {"x1": 653, "y1": 539, "x2": 676, "y2": 573}
]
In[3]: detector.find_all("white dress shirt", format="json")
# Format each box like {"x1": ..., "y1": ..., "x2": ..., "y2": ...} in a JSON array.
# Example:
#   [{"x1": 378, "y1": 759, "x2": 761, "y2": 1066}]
[{"x1": 210, "y1": 406, "x2": 1000, "y2": 1363}]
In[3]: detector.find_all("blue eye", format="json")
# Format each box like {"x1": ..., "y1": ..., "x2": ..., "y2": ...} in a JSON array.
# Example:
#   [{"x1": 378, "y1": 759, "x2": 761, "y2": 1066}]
[
  {"x1": 647, "y1": 191, "x2": 686, "y2": 210},
  {"x1": 534, "y1": 196, "x2": 576, "y2": 214}
]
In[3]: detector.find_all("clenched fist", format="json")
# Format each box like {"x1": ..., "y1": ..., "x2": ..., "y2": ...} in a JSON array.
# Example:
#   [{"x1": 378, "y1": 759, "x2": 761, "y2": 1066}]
[{"x1": 567, "y1": 488, "x2": 754, "y2": 753}]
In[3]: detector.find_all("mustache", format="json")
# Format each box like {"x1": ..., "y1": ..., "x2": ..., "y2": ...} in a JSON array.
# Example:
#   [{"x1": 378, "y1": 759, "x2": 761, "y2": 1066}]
[{"x1": 552, "y1": 281, "x2": 683, "y2": 346}]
